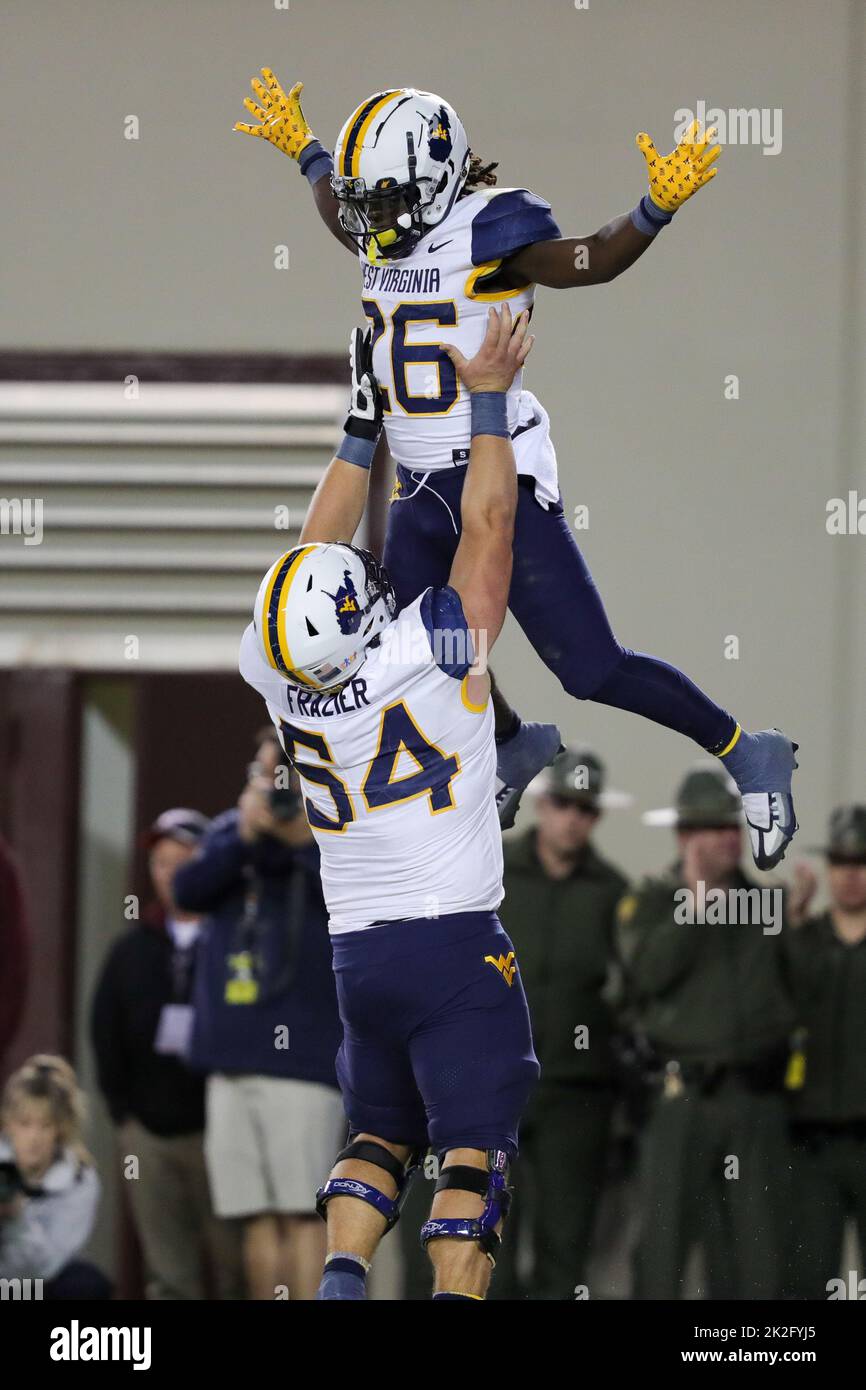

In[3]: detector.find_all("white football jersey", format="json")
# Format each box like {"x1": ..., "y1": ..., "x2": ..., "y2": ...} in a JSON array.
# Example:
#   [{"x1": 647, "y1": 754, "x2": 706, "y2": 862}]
[
  {"x1": 358, "y1": 186, "x2": 562, "y2": 506},
  {"x1": 239, "y1": 586, "x2": 503, "y2": 934}
]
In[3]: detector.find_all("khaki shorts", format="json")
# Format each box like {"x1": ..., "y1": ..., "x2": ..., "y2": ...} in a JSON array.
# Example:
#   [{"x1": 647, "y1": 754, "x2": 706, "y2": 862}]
[{"x1": 205, "y1": 1074, "x2": 346, "y2": 1218}]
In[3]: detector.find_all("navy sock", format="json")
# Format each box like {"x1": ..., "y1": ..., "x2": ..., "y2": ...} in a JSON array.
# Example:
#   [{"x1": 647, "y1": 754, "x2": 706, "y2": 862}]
[
  {"x1": 316, "y1": 1253, "x2": 370, "y2": 1301},
  {"x1": 327, "y1": 1255, "x2": 368, "y2": 1280},
  {"x1": 494, "y1": 710, "x2": 521, "y2": 745},
  {"x1": 432, "y1": 1291, "x2": 483, "y2": 1301},
  {"x1": 717, "y1": 728, "x2": 796, "y2": 794}
]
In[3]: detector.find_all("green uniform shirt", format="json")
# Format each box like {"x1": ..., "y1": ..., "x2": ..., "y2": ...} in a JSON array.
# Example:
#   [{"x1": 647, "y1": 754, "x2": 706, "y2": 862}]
[
  {"x1": 498, "y1": 829, "x2": 628, "y2": 1084},
  {"x1": 617, "y1": 866, "x2": 794, "y2": 1067},
  {"x1": 785, "y1": 911, "x2": 866, "y2": 1122}
]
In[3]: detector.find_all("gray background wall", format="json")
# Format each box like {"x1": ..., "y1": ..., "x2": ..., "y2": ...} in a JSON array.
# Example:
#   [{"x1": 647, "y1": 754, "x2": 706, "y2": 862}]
[{"x1": 3, "y1": 0, "x2": 864, "y2": 877}]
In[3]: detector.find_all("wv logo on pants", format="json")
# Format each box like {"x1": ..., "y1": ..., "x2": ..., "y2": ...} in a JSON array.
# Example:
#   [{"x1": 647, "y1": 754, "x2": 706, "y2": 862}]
[{"x1": 484, "y1": 951, "x2": 517, "y2": 986}]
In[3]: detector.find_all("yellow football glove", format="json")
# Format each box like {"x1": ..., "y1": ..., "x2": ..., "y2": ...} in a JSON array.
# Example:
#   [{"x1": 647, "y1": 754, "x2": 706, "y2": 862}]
[
  {"x1": 636, "y1": 119, "x2": 720, "y2": 213},
  {"x1": 234, "y1": 69, "x2": 315, "y2": 160}
]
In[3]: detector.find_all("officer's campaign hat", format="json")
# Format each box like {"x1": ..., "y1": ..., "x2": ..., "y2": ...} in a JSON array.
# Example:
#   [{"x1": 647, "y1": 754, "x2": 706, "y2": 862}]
[
  {"x1": 530, "y1": 745, "x2": 631, "y2": 811},
  {"x1": 643, "y1": 762, "x2": 743, "y2": 829},
  {"x1": 817, "y1": 805, "x2": 866, "y2": 863}
]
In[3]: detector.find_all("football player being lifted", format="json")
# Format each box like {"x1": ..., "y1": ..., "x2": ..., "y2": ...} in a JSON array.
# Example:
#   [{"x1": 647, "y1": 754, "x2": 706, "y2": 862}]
[
  {"x1": 241, "y1": 305, "x2": 540, "y2": 1299},
  {"x1": 235, "y1": 73, "x2": 798, "y2": 870}
]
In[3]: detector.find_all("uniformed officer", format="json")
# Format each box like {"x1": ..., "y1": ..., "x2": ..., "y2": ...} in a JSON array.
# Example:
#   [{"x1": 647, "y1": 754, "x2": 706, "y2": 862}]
[
  {"x1": 618, "y1": 763, "x2": 795, "y2": 1299},
  {"x1": 784, "y1": 806, "x2": 866, "y2": 1298}
]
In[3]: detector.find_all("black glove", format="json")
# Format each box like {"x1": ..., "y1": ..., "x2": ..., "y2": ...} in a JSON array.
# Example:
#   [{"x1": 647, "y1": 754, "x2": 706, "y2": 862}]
[{"x1": 343, "y1": 327, "x2": 384, "y2": 442}]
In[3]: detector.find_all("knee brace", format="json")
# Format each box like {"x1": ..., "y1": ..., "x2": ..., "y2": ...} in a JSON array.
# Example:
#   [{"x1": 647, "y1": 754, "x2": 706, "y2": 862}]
[
  {"x1": 419, "y1": 1149, "x2": 512, "y2": 1265},
  {"x1": 316, "y1": 1137, "x2": 421, "y2": 1232}
]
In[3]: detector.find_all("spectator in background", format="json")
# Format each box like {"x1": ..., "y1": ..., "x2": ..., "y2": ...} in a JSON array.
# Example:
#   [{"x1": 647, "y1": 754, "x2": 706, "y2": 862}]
[
  {"x1": 0, "y1": 1055, "x2": 109, "y2": 1298},
  {"x1": 91, "y1": 808, "x2": 243, "y2": 1300},
  {"x1": 784, "y1": 806, "x2": 866, "y2": 1298},
  {"x1": 492, "y1": 746, "x2": 629, "y2": 1299},
  {"x1": 0, "y1": 831, "x2": 30, "y2": 1072},
  {"x1": 174, "y1": 729, "x2": 344, "y2": 1302},
  {"x1": 618, "y1": 764, "x2": 795, "y2": 1300}
]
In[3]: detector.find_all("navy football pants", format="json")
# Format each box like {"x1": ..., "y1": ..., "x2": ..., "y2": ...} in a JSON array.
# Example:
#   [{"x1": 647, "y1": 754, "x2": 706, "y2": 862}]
[
  {"x1": 332, "y1": 912, "x2": 539, "y2": 1157},
  {"x1": 384, "y1": 466, "x2": 736, "y2": 750}
]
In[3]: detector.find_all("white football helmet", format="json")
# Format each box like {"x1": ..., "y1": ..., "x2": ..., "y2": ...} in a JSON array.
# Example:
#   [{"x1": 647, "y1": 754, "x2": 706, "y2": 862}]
[
  {"x1": 332, "y1": 89, "x2": 470, "y2": 260},
  {"x1": 253, "y1": 542, "x2": 396, "y2": 690}
]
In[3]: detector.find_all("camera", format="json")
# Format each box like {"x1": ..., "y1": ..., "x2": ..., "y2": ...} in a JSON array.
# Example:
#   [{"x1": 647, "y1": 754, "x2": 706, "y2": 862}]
[
  {"x1": 0, "y1": 1159, "x2": 23, "y2": 1204},
  {"x1": 247, "y1": 743, "x2": 303, "y2": 824},
  {"x1": 269, "y1": 781, "x2": 303, "y2": 822},
  {"x1": 268, "y1": 752, "x2": 302, "y2": 822}
]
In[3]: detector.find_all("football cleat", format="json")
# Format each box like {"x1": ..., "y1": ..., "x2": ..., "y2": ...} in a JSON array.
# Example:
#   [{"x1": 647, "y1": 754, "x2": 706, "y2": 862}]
[
  {"x1": 495, "y1": 720, "x2": 562, "y2": 831},
  {"x1": 721, "y1": 728, "x2": 799, "y2": 871},
  {"x1": 742, "y1": 789, "x2": 798, "y2": 872}
]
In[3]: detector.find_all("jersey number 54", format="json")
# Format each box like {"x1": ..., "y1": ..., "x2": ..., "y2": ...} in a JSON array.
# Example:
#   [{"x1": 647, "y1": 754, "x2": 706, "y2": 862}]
[{"x1": 279, "y1": 700, "x2": 460, "y2": 833}]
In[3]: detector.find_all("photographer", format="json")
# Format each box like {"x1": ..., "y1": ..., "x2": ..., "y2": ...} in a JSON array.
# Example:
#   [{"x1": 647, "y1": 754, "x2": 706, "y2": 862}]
[{"x1": 174, "y1": 728, "x2": 344, "y2": 1301}]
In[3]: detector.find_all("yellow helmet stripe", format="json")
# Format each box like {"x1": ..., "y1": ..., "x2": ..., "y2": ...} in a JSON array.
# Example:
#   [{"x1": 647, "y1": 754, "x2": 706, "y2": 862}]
[
  {"x1": 340, "y1": 90, "x2": 401, "y2": 177},
  {"x1": 260, "y1": 545, "x2": 318, "y2": 685},
  {"x1": 337, "y1": 95, "x2": 381, "y2": 173}
]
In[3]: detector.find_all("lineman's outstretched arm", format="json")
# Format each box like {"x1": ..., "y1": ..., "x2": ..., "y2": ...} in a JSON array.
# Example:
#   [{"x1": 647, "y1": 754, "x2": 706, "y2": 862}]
[
  {"x1": 234, "y1": 69, "x2": 355, "y2": 253},
  {"x1": 444, "y1": 306, "x2": 533, "y2": 702},
  {"x1": 505, "y1": 120, "x2": 720, "y2": 288},
  {"x1": 300, "y1": 328, "x2": 382, "y2": 544},
  {"x1": 300, "y1": 457, "x2": 370, "y2": 546}
]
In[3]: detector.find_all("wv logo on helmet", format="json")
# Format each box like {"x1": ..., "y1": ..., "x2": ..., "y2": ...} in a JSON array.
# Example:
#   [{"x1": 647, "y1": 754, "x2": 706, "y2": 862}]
[
  {"x1": 428, "y1": 107, "x2": 453, "y2": 162},
  {"x1": 325, "y1": 571, "x2": 363, "y2": 635}
]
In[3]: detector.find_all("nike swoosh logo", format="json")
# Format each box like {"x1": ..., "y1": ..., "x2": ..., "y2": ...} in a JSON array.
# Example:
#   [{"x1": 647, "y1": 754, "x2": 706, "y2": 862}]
[{"x1": 427, "y1": 239, "x2": 453, "y2": 253}]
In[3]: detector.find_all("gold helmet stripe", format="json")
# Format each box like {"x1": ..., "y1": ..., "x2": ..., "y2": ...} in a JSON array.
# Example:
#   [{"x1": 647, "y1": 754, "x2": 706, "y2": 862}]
[
  {"x1": 339, "y1": 90, "x2": 403, "y2": 177},
  {"x1": 260, "y1": 545, "x2": 319, "y2": 686}
]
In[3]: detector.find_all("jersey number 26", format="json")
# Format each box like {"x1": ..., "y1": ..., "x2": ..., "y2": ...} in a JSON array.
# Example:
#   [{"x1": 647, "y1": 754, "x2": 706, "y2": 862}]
[{"x1": 362, "y1": 299, "x2": 459, "y2": 416}]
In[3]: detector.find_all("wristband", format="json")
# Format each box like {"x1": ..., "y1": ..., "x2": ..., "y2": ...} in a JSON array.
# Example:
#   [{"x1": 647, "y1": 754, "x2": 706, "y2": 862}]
[
  {"x1": 630, "y1": 194, "x2": 674, "y2": 238},
  {"x1": 470, "y1": 391, "x2": 509, "y2": 439},
  {"x1": 299, "y1": 139, "x2": 334, "y2": 187},
  {"x1": 335, "y1": 432, "x2": 376, "y2": 470}
]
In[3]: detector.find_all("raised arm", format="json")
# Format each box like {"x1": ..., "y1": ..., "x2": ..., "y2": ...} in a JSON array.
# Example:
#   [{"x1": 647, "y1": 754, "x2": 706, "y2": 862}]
[
  {"x1": 300, "y1": 327, "x2": 382, "y2": 544},
  {"x1": 507, "y1": 215, "x2": 654, "y2": 288},
  {"x1": 444, "y1": 306, "x2": 533, "y2": 705},
  {"x1": 235, "y1": 69, "x2": 356, "y2": 254},
  {"x1": 504, "y1": 120, "x2": 720, "y2": 289}
]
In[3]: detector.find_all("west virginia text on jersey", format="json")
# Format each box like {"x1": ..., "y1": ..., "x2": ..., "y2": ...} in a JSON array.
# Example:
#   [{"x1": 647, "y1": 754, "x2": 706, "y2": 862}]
[{"x1": 359, "y1": 185, "x2": 561, "y2": 496}]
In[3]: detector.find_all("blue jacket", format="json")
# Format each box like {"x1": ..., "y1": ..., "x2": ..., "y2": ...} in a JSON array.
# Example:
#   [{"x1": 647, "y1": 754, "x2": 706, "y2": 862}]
[{"x1": 174, "y1": 811, "x2": 341, "y2": 1086}]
